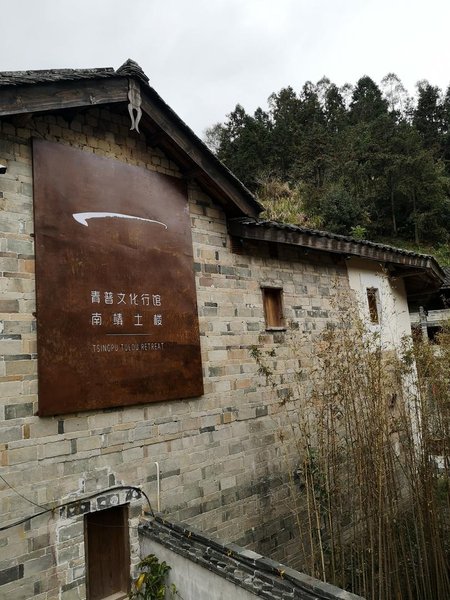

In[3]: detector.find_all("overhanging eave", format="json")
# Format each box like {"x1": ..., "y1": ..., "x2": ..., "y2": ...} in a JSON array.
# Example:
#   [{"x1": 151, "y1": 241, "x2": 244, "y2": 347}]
[{"x1": 228, "y1": 218, "x2": 445, "y2": 292}]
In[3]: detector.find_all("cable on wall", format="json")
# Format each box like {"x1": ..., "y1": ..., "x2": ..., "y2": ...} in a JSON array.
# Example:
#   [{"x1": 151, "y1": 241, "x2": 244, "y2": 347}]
[{"x1": 0, "y1": 485, "x2": 155, "y2": 532}]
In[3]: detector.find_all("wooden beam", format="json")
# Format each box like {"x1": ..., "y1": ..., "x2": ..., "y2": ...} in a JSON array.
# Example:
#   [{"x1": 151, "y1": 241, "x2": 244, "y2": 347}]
[
  {"x1": 388, "y1": 268, "x2": 428, "y2": 279},
  {"x1": 0, "y1": 78, "x2": 128, "y2": 117}
]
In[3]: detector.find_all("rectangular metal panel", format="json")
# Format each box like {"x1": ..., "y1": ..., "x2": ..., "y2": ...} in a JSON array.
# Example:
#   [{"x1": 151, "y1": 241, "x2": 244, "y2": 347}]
[{"x1": 33, "y1": 139, "x2": 203, "y2": 416}]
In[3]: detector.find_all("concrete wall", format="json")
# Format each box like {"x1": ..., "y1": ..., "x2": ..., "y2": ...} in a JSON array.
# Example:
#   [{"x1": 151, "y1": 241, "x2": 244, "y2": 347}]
[{"x1": 0, "y1": 106, "x2": 352, "y2": 598}]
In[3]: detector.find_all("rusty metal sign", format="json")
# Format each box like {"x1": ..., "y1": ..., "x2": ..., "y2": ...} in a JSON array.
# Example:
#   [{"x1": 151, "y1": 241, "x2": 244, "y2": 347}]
[{"x1": 33, "y1": 139, "x2": 203, "y2": 416}]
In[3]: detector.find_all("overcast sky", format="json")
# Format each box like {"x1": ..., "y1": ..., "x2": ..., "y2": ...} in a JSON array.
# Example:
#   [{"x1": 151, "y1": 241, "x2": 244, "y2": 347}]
[{"x1": 2, "y1": 0, "x2": 449, "y2": 136}]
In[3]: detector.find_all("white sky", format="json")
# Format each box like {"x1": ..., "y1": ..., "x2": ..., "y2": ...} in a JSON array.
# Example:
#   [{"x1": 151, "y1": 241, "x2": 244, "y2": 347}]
[{"x1": 1, "y1": 0, "x2": 449, "y2": 136}]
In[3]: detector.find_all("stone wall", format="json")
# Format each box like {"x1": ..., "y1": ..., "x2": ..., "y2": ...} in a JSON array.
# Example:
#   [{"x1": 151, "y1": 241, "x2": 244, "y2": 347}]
[{"x1": 0, "y1": 107, "x2": 349, "y2": 598}]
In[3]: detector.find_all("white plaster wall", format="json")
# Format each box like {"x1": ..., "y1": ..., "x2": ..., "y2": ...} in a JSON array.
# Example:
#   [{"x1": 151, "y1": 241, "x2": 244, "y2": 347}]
[
  {"x1": 346, "y1": 258, "x2": 412, "y2": 350},
  {"x1": 140, "y1": 537, "x2": 260, "y2": 600}
]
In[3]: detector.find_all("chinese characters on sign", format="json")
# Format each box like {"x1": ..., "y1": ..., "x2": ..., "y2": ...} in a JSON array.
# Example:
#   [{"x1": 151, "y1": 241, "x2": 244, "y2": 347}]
[{"x1": 90, "y1": 291, "x2": 162, "y2": 328}]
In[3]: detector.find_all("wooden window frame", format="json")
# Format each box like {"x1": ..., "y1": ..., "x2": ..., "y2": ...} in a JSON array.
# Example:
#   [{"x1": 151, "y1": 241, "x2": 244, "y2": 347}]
[
  {"x1": 366, "y1": 287, "x2": 380, "y2": 324},
  {"x1": 85, "y1": 505, "x2": 130, "y2": 600},
  {"x1": 262, "y1": 286, "x2": 285, "y2": 331}
]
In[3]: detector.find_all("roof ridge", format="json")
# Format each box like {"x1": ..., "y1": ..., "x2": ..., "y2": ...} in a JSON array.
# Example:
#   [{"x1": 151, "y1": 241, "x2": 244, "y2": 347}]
[{"x1": 115, "y1": 58, "x2": 149, "y2": 83}]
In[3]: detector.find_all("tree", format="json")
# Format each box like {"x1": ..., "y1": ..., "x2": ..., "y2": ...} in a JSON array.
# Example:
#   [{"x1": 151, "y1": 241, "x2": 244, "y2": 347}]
[
  {"x1": 349, "y1": 76, "x2": 388, "y2": 123},
  {"x1": 205, "y1": 104, "x2": 271, "y2": 190},
  {"x1": 204, "y1": 74, "x2": 450, "y2": 247},
  {"x1": 413, "y1": 81, "x2": 443, "y2": 154},
  {"x1": 268, "y1": 86, "x2": 302, "y2": 178},
  {"x1": 324, "y1": 83, "x2": 347, "y2": 132},
  {"x1": 381, "y1": 73, "x2": 410, "y2": 120},
  {"x1": 291, "y1": 82, "x2": 330, "y2": 189},
  {"x1": 440, "y1": 85, "x2": 450, "y2": 172},
  {"x1": 313, "y1": 179, "x2": 370, "y2": 234},
  {"x1": 204, "y1": 122, "x2": 225, "y2": 154},
  {"x1": 400, "y1": 150, "x2": 450, "y2": 244}
]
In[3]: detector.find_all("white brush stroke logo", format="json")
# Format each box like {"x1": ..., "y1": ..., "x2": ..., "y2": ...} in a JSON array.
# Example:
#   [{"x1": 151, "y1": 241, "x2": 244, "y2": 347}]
[{"x1": 73, "y1": 212, "x2": 168, "y2": 229}]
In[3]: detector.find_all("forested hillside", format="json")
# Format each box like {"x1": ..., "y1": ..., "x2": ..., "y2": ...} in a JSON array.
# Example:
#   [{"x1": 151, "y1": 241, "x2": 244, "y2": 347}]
[{"x1": 205, "y1": 75, "x2": 450, "y2": 263}]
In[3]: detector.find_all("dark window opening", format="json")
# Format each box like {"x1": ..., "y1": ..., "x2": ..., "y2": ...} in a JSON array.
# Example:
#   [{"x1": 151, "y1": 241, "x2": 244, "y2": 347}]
[
  {"x1": 268, "y1": 243, "x2": 279, "y2": 259},
  {"x1": 262, "y1": 287, "x2": 284, "y2": 330},
  {"x1": 229, "y1": 236, "x2": 244, "y2": 255},
  {"x1": 366, "y1": 288, "x2": 380, "y2": 324},
  {"x1": 85, "y1": 505, "x2": 130, "y2": 600},
  {"x1": 427, "y1": 325, "x2": 443, "y2": 344}
]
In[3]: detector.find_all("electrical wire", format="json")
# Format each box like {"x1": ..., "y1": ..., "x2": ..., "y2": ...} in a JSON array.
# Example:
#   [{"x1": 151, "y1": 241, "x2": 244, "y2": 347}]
[
  {"x1": 0, "y1": 484, "x2": 154, "y2": 532},
  {"x1": 0, "y1": 474, "x2": 48, "y2": 511}
]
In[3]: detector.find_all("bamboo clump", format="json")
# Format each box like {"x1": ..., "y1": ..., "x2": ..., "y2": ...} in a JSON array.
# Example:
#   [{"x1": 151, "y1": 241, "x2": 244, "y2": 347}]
[{"x1": 251, "y1": 300, "x2": 450, "y2": 599}]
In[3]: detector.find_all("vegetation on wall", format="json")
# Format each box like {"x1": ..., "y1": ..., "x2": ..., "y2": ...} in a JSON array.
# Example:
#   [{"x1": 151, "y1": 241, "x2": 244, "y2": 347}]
[
  {"x1": 129, "y1": 554, "x2": 179, "y2": 600},
  {"x1": 251, "y1": 298, "x2": 450, "y2": 599},
  {"x1": 206, "y1": 75, "x2": 450, "y2": 261}
]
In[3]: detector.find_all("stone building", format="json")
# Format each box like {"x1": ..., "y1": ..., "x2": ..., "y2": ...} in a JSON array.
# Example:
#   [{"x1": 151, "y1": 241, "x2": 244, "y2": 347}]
[{"x1": 0, "y1": 60, "x2": 444, "y2": 599}]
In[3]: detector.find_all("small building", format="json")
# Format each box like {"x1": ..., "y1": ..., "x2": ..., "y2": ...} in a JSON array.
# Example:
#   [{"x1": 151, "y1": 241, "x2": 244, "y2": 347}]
[
  {"x1": 0, "y1": 60, "x2": 444, "y2": 599},
  {"x1": 410, "y1": 267, "x2": 450, "y2": 341}
]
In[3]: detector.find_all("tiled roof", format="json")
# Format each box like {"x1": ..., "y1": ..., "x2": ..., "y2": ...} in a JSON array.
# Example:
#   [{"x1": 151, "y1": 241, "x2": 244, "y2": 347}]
[
  {"x1": 0, "y1": 67, "x2": 116, "y2": 87},
  {"x1": 231, "y1": 217, "x2": 435, "y2": 260},
  {"x1": 0, "y1": 59, "x2": 151, "y2": 88}
]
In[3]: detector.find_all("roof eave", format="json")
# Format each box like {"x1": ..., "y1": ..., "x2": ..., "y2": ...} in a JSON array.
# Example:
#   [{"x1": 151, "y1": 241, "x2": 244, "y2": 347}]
[
  {"x1": 0, "y1": 76, "x2": 128, "y2": 118},
  {"x1": 0, "y1": 71, "x2": 262, "y2": 218},
  {"x1": 227, "y1": 219, "x2": 445, "y2": 291}
]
